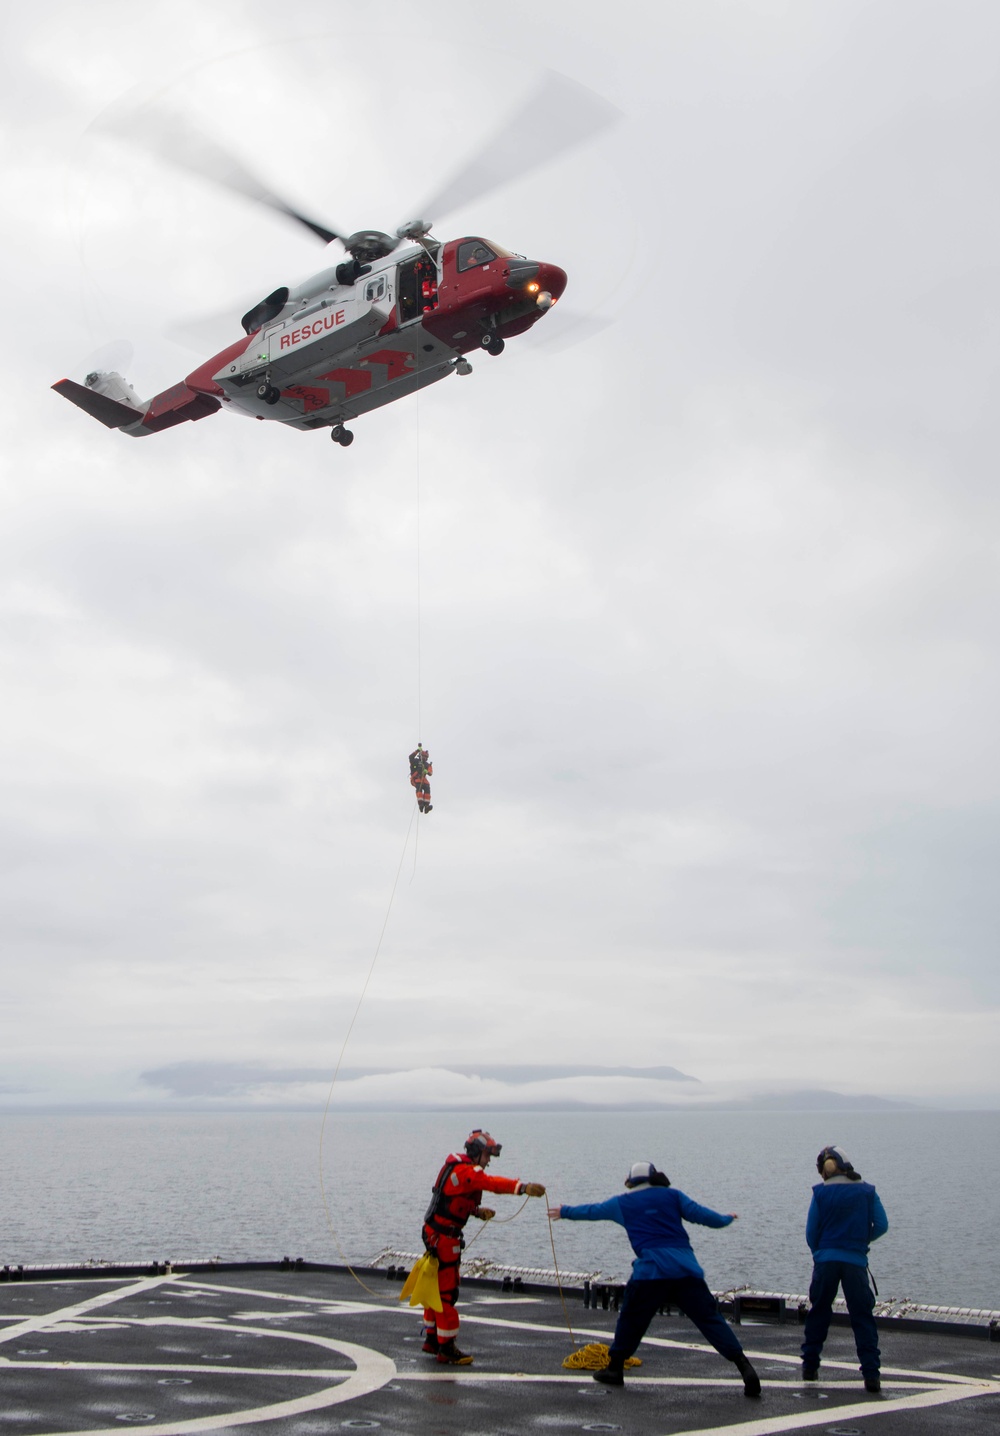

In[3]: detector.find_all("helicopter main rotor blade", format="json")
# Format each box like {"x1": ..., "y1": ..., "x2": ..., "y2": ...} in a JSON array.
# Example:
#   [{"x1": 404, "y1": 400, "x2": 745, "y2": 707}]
[
  {"x1": 91, "y1": 105, "x2": 347, "y2": 246},
  {"x1": 408, "y1": 70, "x2": 620, "y2": 229}
]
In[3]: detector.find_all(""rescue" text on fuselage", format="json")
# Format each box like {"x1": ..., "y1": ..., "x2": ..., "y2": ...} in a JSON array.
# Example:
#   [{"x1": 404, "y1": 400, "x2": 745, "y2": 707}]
[{"x1": 279, "y1": 310, "x2": 348, "y2": 351}]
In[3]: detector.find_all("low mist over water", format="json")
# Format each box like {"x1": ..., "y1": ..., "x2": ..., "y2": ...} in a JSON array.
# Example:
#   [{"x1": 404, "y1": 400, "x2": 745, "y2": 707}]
[{"x1": 1, "y1": 1109, "x2": 996, "y2": 1310}]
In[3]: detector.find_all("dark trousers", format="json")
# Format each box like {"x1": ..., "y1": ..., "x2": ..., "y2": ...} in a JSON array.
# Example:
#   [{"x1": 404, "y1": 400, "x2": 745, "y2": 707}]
[
  {"x1": 801, "y1": 1261, "x2": 880, "y2": 1376},
  {"x1": 608, "y1": 1276, "x2": 744, "y2": 1367}
]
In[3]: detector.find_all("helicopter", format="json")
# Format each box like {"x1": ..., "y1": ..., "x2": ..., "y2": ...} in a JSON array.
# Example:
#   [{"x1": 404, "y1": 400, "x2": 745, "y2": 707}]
[{"x1": 53, "y1": 73, "x2": 617, "y2": 448}]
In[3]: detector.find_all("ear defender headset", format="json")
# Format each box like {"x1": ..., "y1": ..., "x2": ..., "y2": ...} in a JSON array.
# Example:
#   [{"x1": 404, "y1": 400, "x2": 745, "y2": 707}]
[
  {"x1": 624, "y1": 1161, "x2": 671, "y2": 1188},
  {"x1": 816, "y1": 1146, "x2": 861, "y2": 1180}
]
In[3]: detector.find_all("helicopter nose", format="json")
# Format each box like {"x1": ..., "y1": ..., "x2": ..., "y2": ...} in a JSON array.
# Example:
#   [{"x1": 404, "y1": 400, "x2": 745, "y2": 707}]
[
  {"x1": 537, "y1": 263, "x2": 568, "y2": 300},
  {"x1": 506, "y1": 260, "x2": 568, "y2": 307}
]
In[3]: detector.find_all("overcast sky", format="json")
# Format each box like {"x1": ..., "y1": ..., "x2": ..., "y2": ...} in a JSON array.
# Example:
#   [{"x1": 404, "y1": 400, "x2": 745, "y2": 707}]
[{"x1": 1, "y1": 0, "x2": 998, "y2": 1111}]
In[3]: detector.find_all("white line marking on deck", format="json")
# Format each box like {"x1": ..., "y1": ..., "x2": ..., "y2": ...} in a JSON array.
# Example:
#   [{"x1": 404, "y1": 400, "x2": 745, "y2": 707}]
[
  {"x1": 656, "y1": 1377, "x2": 1000, "y2": 1435},
  {"x1": 0, "y1": 1360, "x2": 353, "y2": 1379},
  {"x1": 0, "y1": 1276, "x2": 177, "y2": 1343},
  {"x1": 396, "y1": 1371, "x2": 946, "y2": 1388}
]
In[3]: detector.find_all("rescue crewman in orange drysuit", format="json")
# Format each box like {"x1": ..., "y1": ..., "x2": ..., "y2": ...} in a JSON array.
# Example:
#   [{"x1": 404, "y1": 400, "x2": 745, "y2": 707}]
[
  {"x1": 421, "y1": 1129, "x2": 546, "y2": 1365},
  {"x1": 409, "y1": 745, "x2": 433, "y2": 813}
]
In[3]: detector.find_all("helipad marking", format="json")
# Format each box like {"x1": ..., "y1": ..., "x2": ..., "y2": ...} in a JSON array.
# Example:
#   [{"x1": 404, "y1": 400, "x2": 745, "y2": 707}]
[
  {"x1": 25, "y1": 1329, "x2": 393, "y2": 1436},
  {"x1": 0, "y1": 1360, "x2": 353, "y2": 1379},
  {"x1": 0, "y1": 1276, "x2": 176, "y2": 1343},
  {"x1": 0, "y1": 1281, "x2": 396, "y2": 1436},
  {"x1": 177, "y1": 1279, "x2": 379, "y2": 1316},
  {"x1": 656, "y1": 1376, "x2": 1000, "y2": 1436},
  {"x1": 396, "y1": 1372, "x2": 944, "y2": 1388},
  {"x1": 179, "y1": 1278, "x2": 375, "y2": 1307},
  {"x1": 445, "y1": 1310, "x2": 992, "y2": 1385},
  {"x1": 177, "y1": 1280, "x2": 996, "y2": 1400},
  {"x1": 8, "y1": 1274, "x2": 995, "y2": 1436}
]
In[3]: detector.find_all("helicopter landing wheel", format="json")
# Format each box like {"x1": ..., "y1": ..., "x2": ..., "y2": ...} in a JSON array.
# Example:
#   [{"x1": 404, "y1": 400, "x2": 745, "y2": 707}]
[
  {"x1": 256, "y1": 382, "x2": 281, "y2": 405},
  {"x1": 480, "y1": 333, "x2": 505, "y2": 356},
  {"x1": 331, "y1": 426, "x2": 354, "y2": 447}
]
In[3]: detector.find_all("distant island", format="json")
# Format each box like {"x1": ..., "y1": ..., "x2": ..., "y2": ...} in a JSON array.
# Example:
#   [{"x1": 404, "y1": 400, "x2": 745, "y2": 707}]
[{"x1": 115, "y1": 1060, "x2": 915, "y2": 1113}]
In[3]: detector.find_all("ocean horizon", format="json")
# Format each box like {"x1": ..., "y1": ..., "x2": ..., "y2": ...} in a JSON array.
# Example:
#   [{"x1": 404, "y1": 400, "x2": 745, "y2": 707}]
[{"x1": 1, "y1": 1108, "x2": 996, "y2": 1311}]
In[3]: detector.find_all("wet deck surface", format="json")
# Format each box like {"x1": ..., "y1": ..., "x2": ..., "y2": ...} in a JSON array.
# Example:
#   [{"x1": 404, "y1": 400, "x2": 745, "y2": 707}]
[{"x1": 1, "y1": 1265, "x2": 998, "y2": 1435}]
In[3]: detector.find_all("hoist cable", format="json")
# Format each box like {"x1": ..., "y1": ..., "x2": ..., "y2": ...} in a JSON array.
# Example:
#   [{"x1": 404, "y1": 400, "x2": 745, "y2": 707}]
[
  {"x1": 415, "y1": 392, "x2": 423, "y2": 745},
  {"x1": 318, "y1": 801, "x2": 418, "y2": 1294},
  {"x1": 317, "y1": 392, "x2": 428, "y2": 1293}
]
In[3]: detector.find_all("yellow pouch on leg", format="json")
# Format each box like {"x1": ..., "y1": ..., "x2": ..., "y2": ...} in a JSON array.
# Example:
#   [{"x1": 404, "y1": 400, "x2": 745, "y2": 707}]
[{"x1": 399, "y1": 1253, "x2": 442, "y2": 1312}]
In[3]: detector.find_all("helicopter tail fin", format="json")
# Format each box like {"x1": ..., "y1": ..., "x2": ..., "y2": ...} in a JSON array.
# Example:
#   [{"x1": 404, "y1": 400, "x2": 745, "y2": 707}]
[
  {"x1": 53, "y1": 371, "x2": 221, "y2": 436},
  {"x1": 52, "y1": 375, "x2": 147, "y2": 431}
]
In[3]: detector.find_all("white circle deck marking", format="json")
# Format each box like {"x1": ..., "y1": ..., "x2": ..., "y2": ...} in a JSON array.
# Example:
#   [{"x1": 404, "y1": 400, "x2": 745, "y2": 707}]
[
  {"x1": 3, "y1": 1276, "x2": 998, "y2": 1436},
  {"x1": 22, "y1": 1325, "x2": 395, "y2": 1436}
]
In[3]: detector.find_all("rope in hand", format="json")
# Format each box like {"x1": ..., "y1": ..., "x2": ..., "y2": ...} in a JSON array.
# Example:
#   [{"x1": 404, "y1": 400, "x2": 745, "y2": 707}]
[
  {"x1": 318, "y1": 802, "x2": 418, "y2": 1295},
  {"x1": 462, "y1": 1194, "x2": 531, "y2": 1252},
  {"x1": 548, "y1": 1207, "x2": 577, "y2": 1348},
  {"x1": 547, "y1": 1208, "x2": 641, "y2": 1370}
]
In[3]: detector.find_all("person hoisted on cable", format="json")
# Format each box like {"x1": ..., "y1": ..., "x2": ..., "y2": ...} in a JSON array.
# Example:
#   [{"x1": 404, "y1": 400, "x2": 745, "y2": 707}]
[
  {"x1": 409, "y1": 745, "x2": 433, "y2": 813},
  {"x1": 419, "y1": 1129, "x2": 546, "y2": 1365}
]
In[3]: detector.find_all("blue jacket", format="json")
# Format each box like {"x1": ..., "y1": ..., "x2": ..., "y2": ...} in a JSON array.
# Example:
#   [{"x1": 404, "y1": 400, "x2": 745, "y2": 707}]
[
  {"x1": 559, "y1": 1185, "x2": 734, "y2": 1280},
  {"x1": 806, "y1": 1177, "x2": 889, "y2": 1267}
]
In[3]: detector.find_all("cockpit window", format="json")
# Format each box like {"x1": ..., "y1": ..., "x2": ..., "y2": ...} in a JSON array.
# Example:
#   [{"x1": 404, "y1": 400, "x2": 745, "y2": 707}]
[{"x1": 457, "y1": 240, "x2": 498, "y2": 272}]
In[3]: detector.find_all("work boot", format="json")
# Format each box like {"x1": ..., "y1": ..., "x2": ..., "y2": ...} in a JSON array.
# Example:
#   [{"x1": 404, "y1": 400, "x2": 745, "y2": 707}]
[
  {"x1": 436, "y1": 1339, "x2": 473, "y2": 1366},
  {"x1": 421, "y1": 1328, "x2": 439, "y2": 1355},
  {"x1": 593, "y1": 1366, "x2": 624, "y2": 1387},
  {"x1": 735, "y1": 1353, "x2": 761, "y2": 1397},
  {"x1": 864, "y1": 1374, "x2": 881, "y2": 1394},
  {"x1": 802, "y1": 1364, "x2": 819, "y2": 1381}
]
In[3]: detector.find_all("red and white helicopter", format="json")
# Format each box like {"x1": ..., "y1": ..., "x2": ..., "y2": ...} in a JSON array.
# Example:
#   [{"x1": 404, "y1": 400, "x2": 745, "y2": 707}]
[{"x1": 54, "y1": 73, "x2": 617, "y2": 448}]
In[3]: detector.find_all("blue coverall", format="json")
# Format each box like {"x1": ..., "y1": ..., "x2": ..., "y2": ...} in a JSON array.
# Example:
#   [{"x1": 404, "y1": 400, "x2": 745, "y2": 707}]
[
  {"x1": 559, "y1": 1186, "x2": 746, "y2": 1366},
  {"x1": 801, "y1": 1176, "x2": 889, "y2": 1377}
]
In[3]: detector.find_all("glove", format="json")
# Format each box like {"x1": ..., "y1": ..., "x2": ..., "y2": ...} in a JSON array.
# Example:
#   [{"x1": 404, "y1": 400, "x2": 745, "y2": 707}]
[
  {"x1": 522, "y1": 1182, "x2": 546, "y2": 1198},
  {"x1": 475, "y1": 1207, "x2": 495, "y2": 1221}
]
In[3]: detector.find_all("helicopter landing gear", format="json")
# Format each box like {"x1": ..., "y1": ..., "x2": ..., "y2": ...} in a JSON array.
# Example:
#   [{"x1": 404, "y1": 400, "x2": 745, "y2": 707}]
[
  {"x1": 331, "y1": 424, "x2": 354, "y2": 447},
  {"x1": 256, "y1": 382, "x2": 281, "y2": 405},
  {"x1": 480, "y1": 332, "x2": 505, "y2": 356}
]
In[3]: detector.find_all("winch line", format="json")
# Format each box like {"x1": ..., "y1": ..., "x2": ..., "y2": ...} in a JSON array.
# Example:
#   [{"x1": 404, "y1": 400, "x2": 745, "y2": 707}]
[
  {"x1": 319, "y1": 396, "x2": 428, "y2": 1294},
  {"x1": 412, "y1": 396, "x2": 424, "y2": 883},
  {"x1": 318, "y1": 800, "x2": 419, "y2": 1295},
  {"x1": 416, "y1": 392, "x2": 424, "y2": 748}
]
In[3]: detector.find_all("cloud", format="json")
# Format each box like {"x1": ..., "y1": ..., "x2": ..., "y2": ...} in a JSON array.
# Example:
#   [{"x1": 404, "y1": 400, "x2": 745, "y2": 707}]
[{"x1": 1, "y1": 1, "x2": 999, "y2": 1110}]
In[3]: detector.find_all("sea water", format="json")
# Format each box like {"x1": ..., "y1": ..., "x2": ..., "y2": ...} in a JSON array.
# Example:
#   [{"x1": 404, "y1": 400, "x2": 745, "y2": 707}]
[{"x1": 0, "y1": 1108, "x2": 996, "y2": 1310}]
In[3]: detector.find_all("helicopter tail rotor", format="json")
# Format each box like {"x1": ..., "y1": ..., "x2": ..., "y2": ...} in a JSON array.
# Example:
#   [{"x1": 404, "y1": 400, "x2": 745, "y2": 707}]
[{"x1": 53, "y1": 339, "x2": 146, "y2": 430}]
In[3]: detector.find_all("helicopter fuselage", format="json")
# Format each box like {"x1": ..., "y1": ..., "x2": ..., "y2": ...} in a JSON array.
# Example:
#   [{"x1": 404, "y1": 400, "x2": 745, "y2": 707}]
[{"x1": 53, "y1": 237, "x2": 567, "y2": 443}]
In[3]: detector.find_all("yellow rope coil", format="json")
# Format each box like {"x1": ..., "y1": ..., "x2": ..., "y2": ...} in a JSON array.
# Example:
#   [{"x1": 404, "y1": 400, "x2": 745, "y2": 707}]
[{"x1": 561, "y1": 1342, "x2": 642, "y2": 1371}]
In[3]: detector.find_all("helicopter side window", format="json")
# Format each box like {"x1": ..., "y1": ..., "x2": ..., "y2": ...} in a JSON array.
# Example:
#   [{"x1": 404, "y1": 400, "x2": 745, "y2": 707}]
[
  {"x1": 397, "y1": 253, "x2": 440, "y2": 323},
  {"x1": 457, "y1": 240, "x2": 497, "y2": 272},
  {"x1": 364, "y1": 275, "x2": 387, "y2": 304}
]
